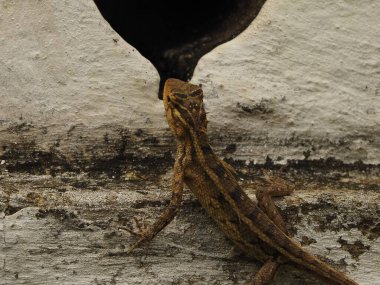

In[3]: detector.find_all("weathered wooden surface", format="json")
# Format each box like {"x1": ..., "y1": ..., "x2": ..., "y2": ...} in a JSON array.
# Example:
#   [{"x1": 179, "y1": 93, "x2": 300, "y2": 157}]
[{"x1": 1, "y1": 147, "x2": 379, "y2": 284}]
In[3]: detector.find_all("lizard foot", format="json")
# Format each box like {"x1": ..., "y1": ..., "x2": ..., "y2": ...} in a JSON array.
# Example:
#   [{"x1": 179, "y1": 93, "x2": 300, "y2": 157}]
[
  {"x1": 262, "y1": 170, "x2": 294, "y2": 197},
  {"x1": 119, "y1": 216, "x2": 148, "y2": 237},
  {"x1": 117, "y1": 216, "x2": 156, "y2": 254}
]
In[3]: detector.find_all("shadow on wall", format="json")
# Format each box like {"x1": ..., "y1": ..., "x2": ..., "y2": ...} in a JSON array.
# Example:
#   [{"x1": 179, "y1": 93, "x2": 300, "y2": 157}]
[{"x1": 93, "y1": 0, "x2": 266, "y2": 99}]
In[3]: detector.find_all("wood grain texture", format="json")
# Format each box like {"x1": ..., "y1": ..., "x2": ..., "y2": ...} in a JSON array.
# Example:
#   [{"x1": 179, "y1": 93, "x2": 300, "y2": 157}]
[{"x1": 1, "y1": 164, "x2": 379, "y2": 284}]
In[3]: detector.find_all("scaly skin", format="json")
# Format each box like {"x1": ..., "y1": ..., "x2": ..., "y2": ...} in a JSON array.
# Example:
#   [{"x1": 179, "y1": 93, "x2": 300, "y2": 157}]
[{"x1": 128, "y1": 78, "x2": 358, "y2": 285}]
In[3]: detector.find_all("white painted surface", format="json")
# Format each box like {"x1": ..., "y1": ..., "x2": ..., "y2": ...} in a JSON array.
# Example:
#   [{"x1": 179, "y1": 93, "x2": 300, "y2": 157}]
[
  {"x1": 1, "y1": 172, "x2": 379, "y2": 285},
  {"x1": 193, "y1": 0, "x2": 380, "y2": 163},
  {"x1": 0, "y1": 0, "x2": 161, "y2": 128},
  {"x1": 0, "y1": 0, "x2": 379, "y2": 163}
]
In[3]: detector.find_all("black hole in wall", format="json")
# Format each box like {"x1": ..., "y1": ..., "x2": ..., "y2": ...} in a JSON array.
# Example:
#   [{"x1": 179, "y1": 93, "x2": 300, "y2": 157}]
[{"x1": 93, "y1": 0, "x2": 267, "y2": 99}]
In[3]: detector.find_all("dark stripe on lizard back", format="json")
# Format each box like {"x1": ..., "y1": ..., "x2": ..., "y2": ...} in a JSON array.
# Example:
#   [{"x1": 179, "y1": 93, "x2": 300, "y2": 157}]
[
  {"x1": 212, "y1": 164, "x2": 226, "y2": 178},
  {"x1": 191, "y1": 144, "x2": 212, "y2": 164},
  {"x1": 201, "y1": 144, "x2": 212, "y2": 155},
  {"x1": 174, "y1": 102, "x2": 195, "y2": 128},
  {"x1": 230, "y1": 186, "x2": 243, "y2": 204},
  {"x1": 246, "y1": 206, "x2": 305, "y2": 257}
]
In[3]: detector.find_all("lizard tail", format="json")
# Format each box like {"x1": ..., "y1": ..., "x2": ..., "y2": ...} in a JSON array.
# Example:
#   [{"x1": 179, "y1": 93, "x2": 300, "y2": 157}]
[
  {"x1": 294, "y1": 248, "x2": 358, "y2": 285},
  {"x1": 240, "y1": 203, "x2": 358, "y2": 284},
  {"x1": 268, "y1": 226, "x2": 358, "y2": 285}
]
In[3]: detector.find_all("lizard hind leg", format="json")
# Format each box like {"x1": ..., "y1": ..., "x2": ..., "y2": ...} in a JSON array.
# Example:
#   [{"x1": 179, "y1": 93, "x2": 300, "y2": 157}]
[
  {"x1": 249, "y1": 258, "x2": 280, "y2": 285},
  {"x1": 256, "y1": 173, "x2": 295, "y2": 235},
  {"x1": 249, "y1": 173, "x2": 297, "y2": 284}
]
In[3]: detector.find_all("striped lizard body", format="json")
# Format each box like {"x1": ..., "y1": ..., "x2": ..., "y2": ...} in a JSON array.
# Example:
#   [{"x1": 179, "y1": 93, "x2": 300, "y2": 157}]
[{"x1": 127, "y1": 78, "x2": 358, "y2": 285}]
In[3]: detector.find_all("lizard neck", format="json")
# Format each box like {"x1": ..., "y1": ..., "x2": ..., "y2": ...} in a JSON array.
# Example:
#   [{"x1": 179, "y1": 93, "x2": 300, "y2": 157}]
[
  {"x1": 174, "y1": 126, "x2": 210, "y2": 152},
  {"x1": 191, "y1": 128, "x2": 211, "y2": 150}
]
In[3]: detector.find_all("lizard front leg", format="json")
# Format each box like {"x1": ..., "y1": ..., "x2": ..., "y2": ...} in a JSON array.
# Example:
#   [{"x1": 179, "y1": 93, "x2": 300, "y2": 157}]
[{"x1": 127, "y1": 144, "x2": 187, "y2": 254}]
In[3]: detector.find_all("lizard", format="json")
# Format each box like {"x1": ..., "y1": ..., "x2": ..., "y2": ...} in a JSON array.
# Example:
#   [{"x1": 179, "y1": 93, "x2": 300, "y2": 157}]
[{"x1": 126, "y1": 78, "x2": 359, "y2": 285}]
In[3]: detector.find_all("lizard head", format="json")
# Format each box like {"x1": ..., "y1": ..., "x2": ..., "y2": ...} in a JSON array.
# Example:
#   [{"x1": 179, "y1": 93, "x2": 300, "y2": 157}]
[{"x1": 163, "y1": 78, "x2": 207, "y2": 137}]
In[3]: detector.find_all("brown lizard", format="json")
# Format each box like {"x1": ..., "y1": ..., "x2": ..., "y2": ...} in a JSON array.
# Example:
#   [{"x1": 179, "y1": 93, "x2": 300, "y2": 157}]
[{"x1": 127, "y1": 78, "x2": 358, "y2": 285}]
